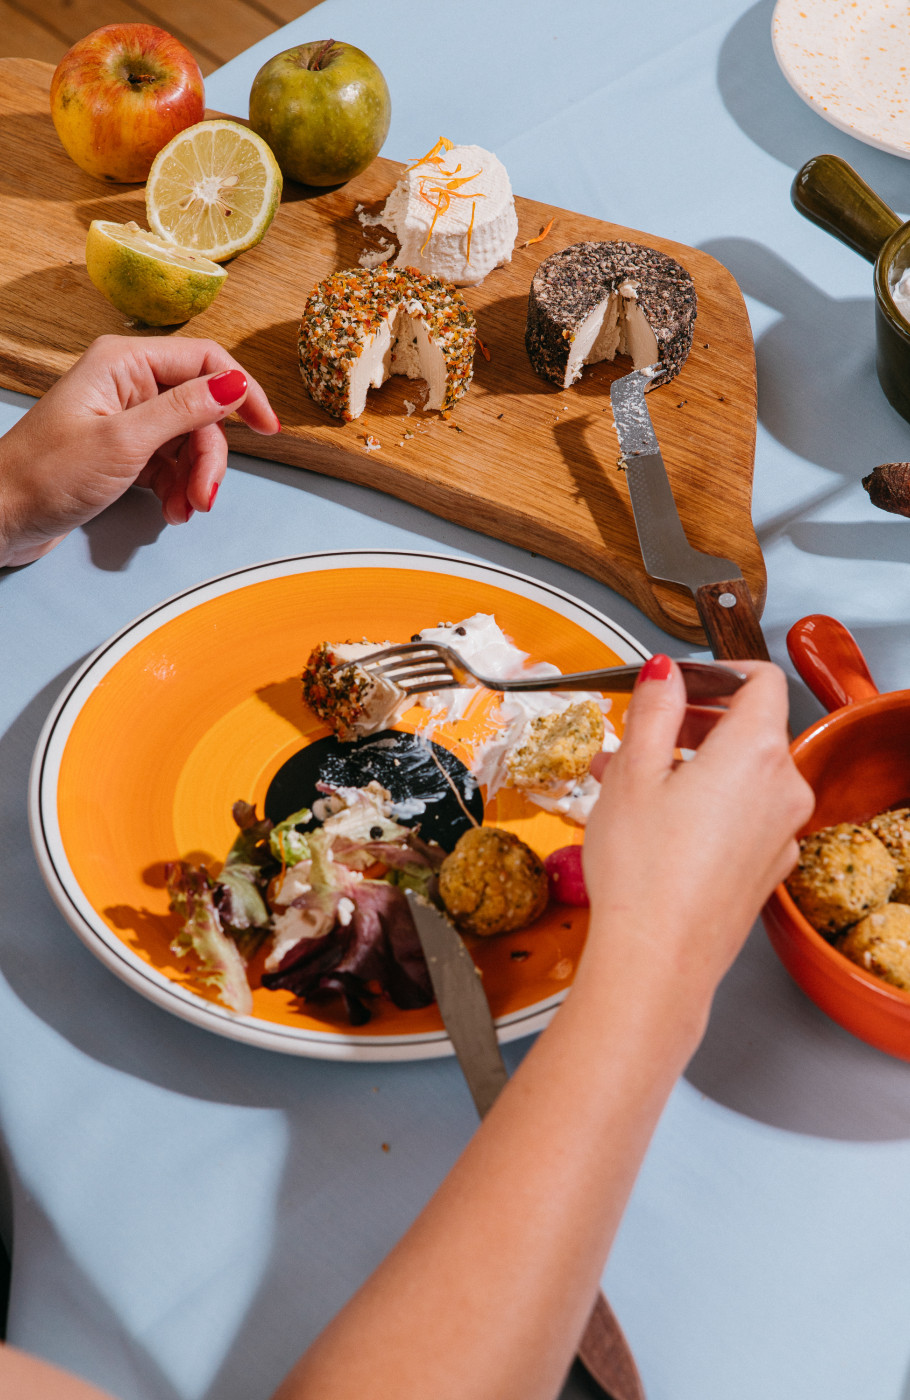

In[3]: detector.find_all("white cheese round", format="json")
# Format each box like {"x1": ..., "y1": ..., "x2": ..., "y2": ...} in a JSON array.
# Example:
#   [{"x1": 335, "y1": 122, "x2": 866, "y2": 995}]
[{"x1": 378, "y1": 143, "x2": 518, "y2": 287}]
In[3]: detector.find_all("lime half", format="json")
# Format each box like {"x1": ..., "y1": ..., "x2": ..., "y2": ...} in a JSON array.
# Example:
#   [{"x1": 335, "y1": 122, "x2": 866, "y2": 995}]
[
  {"x1": 146, "y1": 119, "x2": 282, "y2": 262},
  {"x1": 85, "y1": 220, "x2": 227, "y2": 326}
]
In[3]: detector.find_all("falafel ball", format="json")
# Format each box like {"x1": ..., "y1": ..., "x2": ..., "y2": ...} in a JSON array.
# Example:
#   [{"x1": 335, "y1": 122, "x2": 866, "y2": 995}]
[
  {"x1": 438, "y1": 826, "x2": 549, "y2": 937},
  {"x1": 785, "y1": 823, "x2": 897, "y2": 937},
  {"x1": 865, "y1": 808, "x2": 910, "y2": 903},
  {"x1": 840, "y1": 903, "x2": 910, "y2": 991}
]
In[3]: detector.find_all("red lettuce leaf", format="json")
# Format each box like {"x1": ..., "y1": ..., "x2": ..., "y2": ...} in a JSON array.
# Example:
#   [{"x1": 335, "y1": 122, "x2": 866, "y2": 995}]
[{"x1": 261, "y1": 880, "x2": 432, "y2": 1019}]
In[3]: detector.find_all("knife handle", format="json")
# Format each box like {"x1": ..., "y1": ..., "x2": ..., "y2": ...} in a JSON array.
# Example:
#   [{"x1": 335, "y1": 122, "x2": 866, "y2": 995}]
[
  {"x1": 577, "y1": 1291, "x2": 646, "y2": 1400},
  {"x1": 694, "y1": 578, "x2": 770, "y2": 662}
]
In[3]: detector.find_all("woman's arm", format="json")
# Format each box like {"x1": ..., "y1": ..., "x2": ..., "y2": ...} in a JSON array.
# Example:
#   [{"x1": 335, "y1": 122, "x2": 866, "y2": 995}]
[
  {"x1": 271, "y1": 657, "x2": 813, "y2": 1400},
  {"x1": 0, "y1": 660, "x2": 812, "y2": 1400},
  {"x1": 0, "y1": 1343, "x2": 117, "y2": 1398},
  {"x1": 0, "y1": 334, "x2": 279, "y2": 568}
]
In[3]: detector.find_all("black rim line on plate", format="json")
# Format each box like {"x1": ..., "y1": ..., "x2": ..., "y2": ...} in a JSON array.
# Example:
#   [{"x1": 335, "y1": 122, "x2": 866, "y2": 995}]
[{"x1": 34, "y1": 549, "x2": 648, "y2": 1041}]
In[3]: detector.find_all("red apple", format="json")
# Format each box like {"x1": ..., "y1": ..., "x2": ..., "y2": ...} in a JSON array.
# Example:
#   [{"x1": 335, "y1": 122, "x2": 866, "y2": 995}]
[{"x1": 50, "y1": 24, "x2": 205, "y2": 183}]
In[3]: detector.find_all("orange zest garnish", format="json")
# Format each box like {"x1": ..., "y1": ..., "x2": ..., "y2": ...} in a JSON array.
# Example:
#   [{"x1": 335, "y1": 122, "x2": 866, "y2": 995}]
[
  {"x1": 443, "y1": 172, "x2": 478, "y2": 190},
  {"x1": 521, "y1": 218, "x2": 555, "y2": 248},
  {"x1": 408, "y1": 139, "x2": 486, "y2": 255},
  {"x1": 476, "y1": 334, "x2": 490, "y2": 361},
  {"x1": 466, "y1": 199, "x2": 476, "y2": 264},
  {"x1": 408, "y1": 136, "x2": 454, "y2": 170},
  {"x1": 420, "y1": 187, "x2": 450, "y2": 252}
]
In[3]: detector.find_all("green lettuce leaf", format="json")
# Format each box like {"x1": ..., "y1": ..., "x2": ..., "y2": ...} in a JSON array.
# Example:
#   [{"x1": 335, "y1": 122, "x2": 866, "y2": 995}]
[{"x1": 166, "y1": 861, "x2": 254, "y2": 1015}]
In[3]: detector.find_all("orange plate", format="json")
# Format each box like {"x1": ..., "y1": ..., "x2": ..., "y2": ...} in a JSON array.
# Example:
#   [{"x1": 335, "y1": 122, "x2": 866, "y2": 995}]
[{"x1": 30, "y1": 550, "x2": 646, "y2": 1061}]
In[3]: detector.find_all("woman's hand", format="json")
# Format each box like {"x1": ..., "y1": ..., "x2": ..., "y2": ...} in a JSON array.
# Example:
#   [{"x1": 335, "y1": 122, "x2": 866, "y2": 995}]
[
  {"x1": 581, "y1": 655, "x2": 815, "y2": 1026},
  {"x1": 0, "y1": 334, "x2": 280, "y2": 567}
]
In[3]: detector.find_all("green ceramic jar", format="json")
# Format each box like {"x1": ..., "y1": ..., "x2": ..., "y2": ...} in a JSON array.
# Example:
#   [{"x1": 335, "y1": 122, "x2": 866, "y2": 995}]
[{"x1": 792, "y1": 154, "x2": 910, "y2": 424}]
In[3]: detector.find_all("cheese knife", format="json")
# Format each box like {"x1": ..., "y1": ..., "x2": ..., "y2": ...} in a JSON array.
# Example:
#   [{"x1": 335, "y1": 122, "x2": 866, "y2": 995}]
[
  {"x1": 610, "y1": 368, "x2": 769, "y2": 661},
  {"x1": 405, "y1": 890, "x2": 646, "y2": 1400}
]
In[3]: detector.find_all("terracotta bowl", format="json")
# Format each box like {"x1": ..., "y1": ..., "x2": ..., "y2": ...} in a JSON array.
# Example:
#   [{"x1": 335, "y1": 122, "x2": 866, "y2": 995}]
[{"x1": 763, "y1": 614, "x2": 910, "y2": 1059}]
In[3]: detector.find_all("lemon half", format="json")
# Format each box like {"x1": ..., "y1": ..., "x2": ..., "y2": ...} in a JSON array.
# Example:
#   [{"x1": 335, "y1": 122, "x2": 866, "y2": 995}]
[
  {"x1": 85, "y1": 220, "x2": 227, "y2": 326},
  {"x1": 146, "y1": 119, "x2": 282, "y2": 263}
]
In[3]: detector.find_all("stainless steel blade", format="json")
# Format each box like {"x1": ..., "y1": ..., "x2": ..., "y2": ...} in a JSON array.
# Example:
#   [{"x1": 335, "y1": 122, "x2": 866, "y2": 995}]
[
  {"x1": 406, "y1": 891, "x2": 508, "y2": 1117},
  {"x1": 610, "y1": 367, "x2": 769, "y2": 662},
  {"x1": 610, "y1": 368, "x2": 742, "y2": 590}
]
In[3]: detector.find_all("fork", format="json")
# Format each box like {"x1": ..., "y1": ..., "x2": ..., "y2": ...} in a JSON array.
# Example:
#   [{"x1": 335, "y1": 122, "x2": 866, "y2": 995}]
[{"x1": 335, "y1": 641, "x2": 745, "y2": 704}]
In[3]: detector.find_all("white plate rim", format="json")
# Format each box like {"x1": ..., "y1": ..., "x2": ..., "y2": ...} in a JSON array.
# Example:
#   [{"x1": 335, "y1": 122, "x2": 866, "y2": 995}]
[
  {"x1": 28, "y1": 548, "x2": 649, "y2": 1063},
  {"x1": 772, "y1": 0, "x2": 910, "y2": 159}
]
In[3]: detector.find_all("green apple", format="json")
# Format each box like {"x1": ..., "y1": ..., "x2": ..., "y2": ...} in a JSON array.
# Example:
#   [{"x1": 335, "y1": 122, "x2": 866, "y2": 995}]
[{"x1": 249, "y1": 39, "x2": 391, "y2": 187}]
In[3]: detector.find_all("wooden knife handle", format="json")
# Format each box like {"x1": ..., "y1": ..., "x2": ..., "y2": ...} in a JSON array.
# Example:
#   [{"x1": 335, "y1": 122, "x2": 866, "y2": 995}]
[
  {"x1": 577, "y1": 1291, "x2": 646, "y2": 1400},
  {"x1": 694, "y1": 577, "x2": 770, "y2": 662}
]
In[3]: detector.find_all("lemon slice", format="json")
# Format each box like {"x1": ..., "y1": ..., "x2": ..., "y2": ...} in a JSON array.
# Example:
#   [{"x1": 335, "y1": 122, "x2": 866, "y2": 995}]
[
  {"x1": 145, "y1": 119, "x2": 282, "y2": 262},
  {"x1": 85, "y1": 220, "x2": 227, "y2": 326}
]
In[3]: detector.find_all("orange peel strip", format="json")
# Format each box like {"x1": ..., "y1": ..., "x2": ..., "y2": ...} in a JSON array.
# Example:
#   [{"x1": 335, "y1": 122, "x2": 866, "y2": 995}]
[
  {"x1": 476, "y1": 333, "x2": 490, "y2": 361},
  {"x1": 420, "y1": 189, "x2": 450, "y2": 251},
  {"x1": 520, "y1": 218, "x2": 555, "y2": 248},
  {"x1": 408, "y1": 136, "x2": 454, "y2": 170},
  {"x1": 444, "y1": 170, "x2": 481, "y2": 190}
]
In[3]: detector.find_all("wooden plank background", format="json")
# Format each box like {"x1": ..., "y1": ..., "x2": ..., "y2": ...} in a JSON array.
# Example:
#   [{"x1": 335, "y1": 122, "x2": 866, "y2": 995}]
[{"x1": 0, "y1": 0, "x2": 324, "y2": 76}]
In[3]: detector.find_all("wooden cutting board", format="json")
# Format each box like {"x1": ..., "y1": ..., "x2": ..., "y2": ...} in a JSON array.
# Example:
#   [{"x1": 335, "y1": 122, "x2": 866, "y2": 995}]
[{"x1": 0, "y1": 57, "x2": 760, "y2": 643}]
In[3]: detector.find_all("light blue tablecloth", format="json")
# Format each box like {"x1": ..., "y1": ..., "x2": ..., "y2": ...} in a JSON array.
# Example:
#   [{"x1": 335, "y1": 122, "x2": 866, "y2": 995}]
[{"x1": 4, "y1": 2, "x2": 910, "y2": 1397}]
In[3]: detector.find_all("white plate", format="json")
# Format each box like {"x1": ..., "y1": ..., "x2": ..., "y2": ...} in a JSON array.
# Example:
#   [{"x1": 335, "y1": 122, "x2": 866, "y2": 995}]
[
  {"x1": 773, "y1": 0, "x2": 910, "y2": 158},
  {"x1": 29, "y1": 550, "x2": 648, "y2": 1063}
]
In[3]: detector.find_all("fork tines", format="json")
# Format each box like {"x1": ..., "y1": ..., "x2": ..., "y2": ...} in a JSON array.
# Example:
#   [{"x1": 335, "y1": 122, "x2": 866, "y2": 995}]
[{"x1": 336, "y1": 643, "x2": 460, "y2": 696}]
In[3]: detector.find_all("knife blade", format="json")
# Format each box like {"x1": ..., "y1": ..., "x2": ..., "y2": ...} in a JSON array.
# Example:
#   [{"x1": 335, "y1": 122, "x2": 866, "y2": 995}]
[
  {"x1": 406, "y1": 891, "x2": 645, "y2": 1400},
  {"x1": 610, "y1": 367, "x2": 769, "y2": 662},
  {"x1": 407, "y1": 888, "x2": 508, "y2": 1117}
]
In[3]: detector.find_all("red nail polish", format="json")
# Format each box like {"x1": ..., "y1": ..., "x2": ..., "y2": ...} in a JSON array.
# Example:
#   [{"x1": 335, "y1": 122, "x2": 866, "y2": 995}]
[
  {"x1": 208, "y1": 369, "x2": 247, "y2": 405},
  {"x1": 208, "y1": 481, "x2": 219, "y2": 510},
  {"x1": 273, "y1": 414, "x2": 281, "y2": 432},
  {"x1": 184, "y1": 502, "x2": 195, "y2": 523},
  {"x1": 637, "y1": 653, "x2": 672, "y2": 684}
]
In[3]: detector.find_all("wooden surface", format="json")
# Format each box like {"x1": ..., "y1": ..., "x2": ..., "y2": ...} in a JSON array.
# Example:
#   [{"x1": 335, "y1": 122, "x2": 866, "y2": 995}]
[
  {"x1": 0, "y1": 0, "x2": 324, "y2": 76},
  {"x1": 0, "y1": 58, "x2": 762, "y2": 644}
]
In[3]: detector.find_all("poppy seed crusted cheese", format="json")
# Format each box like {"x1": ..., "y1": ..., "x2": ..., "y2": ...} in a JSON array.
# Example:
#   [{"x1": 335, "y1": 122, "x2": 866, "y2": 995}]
[
  {"x1": 525, "y1": 241, "x2": 696, "y2": 389},
  {"x1": 298, "y1": 265, "x2": 475, "y2": 421}
]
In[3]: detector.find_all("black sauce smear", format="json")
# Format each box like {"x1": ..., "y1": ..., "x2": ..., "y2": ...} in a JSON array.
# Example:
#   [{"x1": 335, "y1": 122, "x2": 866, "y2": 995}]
[{"x1": 265, "y1": 729, "x2": 483, "y2": 852}]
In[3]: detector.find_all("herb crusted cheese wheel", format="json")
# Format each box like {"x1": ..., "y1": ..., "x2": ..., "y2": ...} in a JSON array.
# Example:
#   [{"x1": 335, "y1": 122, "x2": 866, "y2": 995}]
[
  {"x1": 298, "y1": 264, "x2": 475, "y2": 421},
  {"x1": 301, "y1": 640, "x2": 407, "y2": 740},
  {"x1": 525, "y1": 240, "x2": 697, "y2": 390}
]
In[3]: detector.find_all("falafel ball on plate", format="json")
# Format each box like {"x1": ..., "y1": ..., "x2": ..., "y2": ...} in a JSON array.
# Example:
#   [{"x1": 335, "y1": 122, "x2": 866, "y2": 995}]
[
  {"x1": 785, "y1": 822, "x2": 897, "y2": 937},
  {"x1": 840, "y1": 903, "x2": 910, "y2": 991},
  {"x1": 438, "y1": 826, "x2": 549, "y2": 937},
  {"x1": 865, "y1": 807, "x2": 910, "y2": 903}
]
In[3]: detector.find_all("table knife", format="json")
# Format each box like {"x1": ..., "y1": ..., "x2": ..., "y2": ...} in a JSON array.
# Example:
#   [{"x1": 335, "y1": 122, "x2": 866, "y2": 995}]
[
  {"x1": 610, "y1": 368, "x2": 769, "y2": 661},
  {"x1": 406, "y1": 891, "x2": 645, "y2": 1400}
]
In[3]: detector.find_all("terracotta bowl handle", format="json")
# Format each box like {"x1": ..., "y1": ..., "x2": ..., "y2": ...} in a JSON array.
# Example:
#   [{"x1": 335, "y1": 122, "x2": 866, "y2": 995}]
[{"x1": 787, "y1": 615, "x2": 880, "y2": 713}]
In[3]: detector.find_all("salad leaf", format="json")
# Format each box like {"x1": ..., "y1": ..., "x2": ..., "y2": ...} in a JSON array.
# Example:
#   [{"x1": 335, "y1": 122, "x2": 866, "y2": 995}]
[
  {"x1": 210, "y1": 801, "x2": 277, "y2": 957},
  {"x1": 165, "y1": 861, "x2": 254, "y2": 1015},
  {"x1": 167, "y1": 783, "x2": 444, "y2": 1025},
  {"x1": 269, "y1": 806, "x2": 312, "y2": 867},
  {"x1": 386, "y1": 862, "x2": 436, "y2": 899},
  {"x1": 229, "y1": 800, "x2": 274, "y2": 859},
  {"x1": 262, "y1": 878, "x2": 432, "y2": 1019}
]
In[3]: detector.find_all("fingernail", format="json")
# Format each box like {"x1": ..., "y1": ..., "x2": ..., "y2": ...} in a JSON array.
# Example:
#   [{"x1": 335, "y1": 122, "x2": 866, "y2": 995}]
[
  {"x1": 272, "y1": 412, "x2": 281, "y2": 431},
  {"x1": 637, "y1": 653, "x2": 672, "y2": 684},
  {"x1": 208, "y1": 369, "x2": 247, "y2": 406},
  {"x1": 208, "y1": 481, "x2": 219, "y2": 511},
  {"x1": 184, "y1": 502, "x2": 195, "y2": 523}
]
